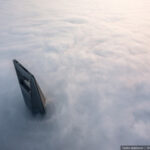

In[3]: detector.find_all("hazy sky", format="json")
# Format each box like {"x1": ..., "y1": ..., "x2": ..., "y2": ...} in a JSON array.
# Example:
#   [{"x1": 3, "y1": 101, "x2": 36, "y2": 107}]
[{"x1": 0, "y1": 0, "x2": 150, "y2": 149}]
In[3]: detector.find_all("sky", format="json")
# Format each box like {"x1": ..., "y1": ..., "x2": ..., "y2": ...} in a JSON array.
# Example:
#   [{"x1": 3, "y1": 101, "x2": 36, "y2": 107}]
[{"x1": 0, "y1": 0, "x2": 150, "y2": 149}]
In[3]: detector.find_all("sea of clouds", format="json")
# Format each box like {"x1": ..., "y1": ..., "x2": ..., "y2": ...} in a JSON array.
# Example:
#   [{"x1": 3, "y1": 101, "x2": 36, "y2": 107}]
[{"x1": 0, "y1": 0, "x2": 150, "y2": 149}]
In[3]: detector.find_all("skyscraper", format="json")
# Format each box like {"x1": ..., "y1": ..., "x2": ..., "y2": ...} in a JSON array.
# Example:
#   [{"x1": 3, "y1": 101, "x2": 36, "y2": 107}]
[{"x1": 13, "y1": 60, "x2": 46, "y2": 114}]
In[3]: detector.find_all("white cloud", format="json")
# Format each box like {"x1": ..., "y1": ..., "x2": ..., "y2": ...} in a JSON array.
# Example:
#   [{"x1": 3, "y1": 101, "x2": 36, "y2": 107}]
[{"x1": 0, "y1": 0, "x2": 150, "y2": 149}]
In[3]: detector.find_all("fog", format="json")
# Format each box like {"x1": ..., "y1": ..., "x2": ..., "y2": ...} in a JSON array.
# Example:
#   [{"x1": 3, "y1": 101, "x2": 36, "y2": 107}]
[{"x1": 0, "y1": 0, "x2": 150, "y2": 149}]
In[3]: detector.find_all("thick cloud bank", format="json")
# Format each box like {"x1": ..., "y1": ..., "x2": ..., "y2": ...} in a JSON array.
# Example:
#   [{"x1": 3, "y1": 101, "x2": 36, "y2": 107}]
[{"x1": 0, "y1": 0, "x2": 150, "y2": 149}]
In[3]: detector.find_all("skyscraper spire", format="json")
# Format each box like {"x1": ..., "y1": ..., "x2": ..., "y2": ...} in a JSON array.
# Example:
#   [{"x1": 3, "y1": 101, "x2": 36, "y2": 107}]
[{"x1": 13, "y1": 60, "x2": 46, "y2": 114}]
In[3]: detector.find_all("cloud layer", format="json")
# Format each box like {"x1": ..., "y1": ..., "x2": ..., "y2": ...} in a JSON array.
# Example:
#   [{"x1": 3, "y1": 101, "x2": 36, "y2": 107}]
[{"x1": 0, "y1": 0, "x2": 150, "y2": 149}]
